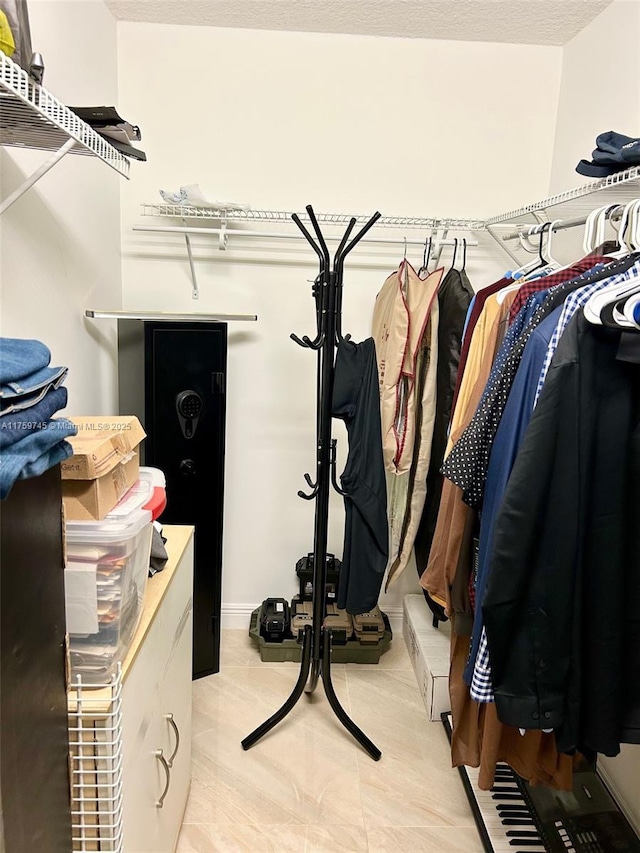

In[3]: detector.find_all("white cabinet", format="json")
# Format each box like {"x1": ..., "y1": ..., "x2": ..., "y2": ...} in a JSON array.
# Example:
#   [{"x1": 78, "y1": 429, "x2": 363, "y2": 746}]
[
  {"x1": 121, "y1": 525, "x2": 194, "y2": 853},
  {"x1": 69, "y1": 525, "x2": 194, "y2": 853}
]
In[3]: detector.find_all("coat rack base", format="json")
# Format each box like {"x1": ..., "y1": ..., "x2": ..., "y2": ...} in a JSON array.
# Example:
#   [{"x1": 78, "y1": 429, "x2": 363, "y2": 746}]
[{"x1": 241, "y1": 625, "x2": 382, "y2": 761}]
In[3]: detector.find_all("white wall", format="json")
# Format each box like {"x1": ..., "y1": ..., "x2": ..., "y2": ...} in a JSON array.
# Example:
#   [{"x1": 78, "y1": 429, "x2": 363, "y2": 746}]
[
  {"x1": 550, "y1": 0, "x2": 640, "y2": 193},
  {"x1": 117, "y1": 23, "x2": 562, "y2": 618},
  {"x1": 0, "y1": 0, "x2": 122, "y2": 414}
]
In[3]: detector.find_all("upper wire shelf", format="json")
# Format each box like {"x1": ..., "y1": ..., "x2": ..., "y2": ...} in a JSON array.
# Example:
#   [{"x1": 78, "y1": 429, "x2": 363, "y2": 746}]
[
  {"x1": 141, "y1": 203, "x2": 485, "y2": 231},
  {"x1": 485, "y1": 166, "x2": 640, "y2": 226},
  {"x1": 0, "y1": 51, "x2": 130, "y2": 178}
]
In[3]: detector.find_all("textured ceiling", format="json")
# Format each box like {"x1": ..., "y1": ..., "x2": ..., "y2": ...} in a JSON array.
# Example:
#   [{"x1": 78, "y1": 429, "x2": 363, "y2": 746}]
[{"x1": 104, "y1": 0, "x2": 614, "y2": 46}]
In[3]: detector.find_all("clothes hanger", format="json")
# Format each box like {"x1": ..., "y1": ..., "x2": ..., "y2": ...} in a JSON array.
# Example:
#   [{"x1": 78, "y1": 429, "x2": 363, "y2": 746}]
[
  {"x1": 418, "y1": 236, "x2": 432, "y2": 278},
  {"x1": 519, "y1": 219, "x2": 561, "y2": 279},
  {"x1": 520, "y1": 218, "x2": 562, "y2": 278},
  {"x1": 507, "y1": 223, "x2": 549, "y2": 280},
  {"x1": 451, "y1": 238, "x2": 458, "y2": 271},
  {"x1": 496, "y1": 226, "x2": 550, "y2": 304},
  {"x1": 621, "y1": 201, "x2": 640, "y2": 320},
  {"x1": 584, "y1": 201, "x2": 640, "y2": 325},
  {"x1": 508, "y1": 221, "x2": 557, "y2": 285},
  {"x1": 461, "y1": 238, "x2": 467, "y2": 273},
  {"x1": 582, "y1": 206, "x2": 601, "y2": 255}
]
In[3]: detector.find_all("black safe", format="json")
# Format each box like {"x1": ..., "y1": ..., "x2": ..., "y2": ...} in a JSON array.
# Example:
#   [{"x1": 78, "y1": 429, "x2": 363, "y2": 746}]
[{"x1": 118, "y1": 320, "x2": 227, "y2": 678}]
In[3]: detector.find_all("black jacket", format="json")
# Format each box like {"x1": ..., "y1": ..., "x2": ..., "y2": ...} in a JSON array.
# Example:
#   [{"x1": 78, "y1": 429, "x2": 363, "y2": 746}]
[
  {"x1": 414, "y1": 268, "x2": 472, "y2": 585},
  {"x1": 482, "y1": 311, "x2": 640, "y2": 756}
]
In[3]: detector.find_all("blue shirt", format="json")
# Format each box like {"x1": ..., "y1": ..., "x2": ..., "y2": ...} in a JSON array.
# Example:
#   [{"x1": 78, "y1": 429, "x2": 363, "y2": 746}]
[{"x1": 465, "y1": 306, "x2": 563, "y2": 697}]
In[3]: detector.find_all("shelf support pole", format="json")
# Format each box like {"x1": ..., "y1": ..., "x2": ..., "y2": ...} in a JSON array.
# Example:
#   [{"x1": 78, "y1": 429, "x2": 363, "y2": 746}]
[
  {"x1": 181, "y1": 218, "x2": 200, "y2": 299},
  {"x1": 0, "y1": 137, "x2": 75, "y2": 215}
]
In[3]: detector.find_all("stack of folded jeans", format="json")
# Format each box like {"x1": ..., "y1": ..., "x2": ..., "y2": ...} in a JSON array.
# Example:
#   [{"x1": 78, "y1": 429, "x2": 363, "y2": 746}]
[
  {"x1": 0, "y1": 337, "x2": 77, "y2": 499},
  {"x1": 576, "y1": 131, "x2": 640, "y2": 178}
]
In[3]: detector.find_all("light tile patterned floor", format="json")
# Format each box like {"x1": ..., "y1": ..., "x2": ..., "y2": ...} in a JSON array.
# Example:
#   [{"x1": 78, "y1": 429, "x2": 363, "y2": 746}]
[{"x1": 178, "y1": 629, "x2": 482, "y2": 852}]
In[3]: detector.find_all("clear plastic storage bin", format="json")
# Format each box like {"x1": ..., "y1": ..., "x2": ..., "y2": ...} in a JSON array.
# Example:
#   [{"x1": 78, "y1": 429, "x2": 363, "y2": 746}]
[{"x1": 64, "y1": 506, "x2": 153, "y2": 685}]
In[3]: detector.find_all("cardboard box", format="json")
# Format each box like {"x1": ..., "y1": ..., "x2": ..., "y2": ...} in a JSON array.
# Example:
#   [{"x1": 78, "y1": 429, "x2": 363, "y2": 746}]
[
  {"x1": 61, "y1": 417, "x2": 145, "y2": 520},
  {"x1": 403, "y1": 595, "x2": 451, "y2": 721}
]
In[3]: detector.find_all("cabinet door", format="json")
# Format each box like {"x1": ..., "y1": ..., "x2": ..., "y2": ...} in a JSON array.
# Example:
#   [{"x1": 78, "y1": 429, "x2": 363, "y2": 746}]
[
  {"x1": 121, "y1": 536, "x2": 194, "y2": 852},
  {"x1": 121, "y1": 709, "x2": 163, "y2": 852},
  {"x1": 157, "y1": 605, "x2": 193, "y2": 852}
]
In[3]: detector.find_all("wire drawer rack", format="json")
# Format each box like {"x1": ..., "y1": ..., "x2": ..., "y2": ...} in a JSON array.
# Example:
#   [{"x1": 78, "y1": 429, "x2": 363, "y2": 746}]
[{"x1": 68, "y1": 666, "x2": 124, "y2": 853}]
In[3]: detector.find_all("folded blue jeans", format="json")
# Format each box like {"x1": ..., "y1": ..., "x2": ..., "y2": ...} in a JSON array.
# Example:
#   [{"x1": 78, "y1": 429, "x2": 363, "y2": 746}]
[
  {"x1": 0, "y1": 386, "x2": 68, "y2": 448},
  {"x1": 0, "y1": 337, "x2": 52, "y2": 383},
  {"x1": 1, "y1": 365, "x2": 68, "y2": 414},
  {"x1": 0, "y1": 417, "x2": 77, "y2": 499}
]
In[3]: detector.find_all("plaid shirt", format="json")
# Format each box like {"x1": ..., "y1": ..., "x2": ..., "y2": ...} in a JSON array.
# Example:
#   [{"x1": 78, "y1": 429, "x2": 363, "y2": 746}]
[
  {"x1": 508, "y1": 256, "x2": 607, "y2": 325},
  {"x1": 470, "y1": 627, "x2": 492, "y2": 702},
  {"x1": 533, "y1": 260, "x2": 640, "y2": 407}
]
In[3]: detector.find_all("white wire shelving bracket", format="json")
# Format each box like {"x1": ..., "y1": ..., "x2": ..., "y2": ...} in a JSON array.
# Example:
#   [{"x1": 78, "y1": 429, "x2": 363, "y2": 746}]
[{"x1": 0, "y1": 51, "x2": 130, "y2": 214}]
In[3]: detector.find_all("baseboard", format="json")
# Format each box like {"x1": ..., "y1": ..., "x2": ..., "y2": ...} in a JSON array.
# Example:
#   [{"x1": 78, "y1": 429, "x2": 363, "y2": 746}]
[
  {"x1": 221, "y1": 603, "x2": 257, "y2": 629},
  {"x1": 221, "y1": 602, "x2": 404, "y2": 634}
]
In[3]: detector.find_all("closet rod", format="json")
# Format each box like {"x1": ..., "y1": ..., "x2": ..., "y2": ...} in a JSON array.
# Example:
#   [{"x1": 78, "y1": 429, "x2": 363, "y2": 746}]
[
  {"x1": 498, "y1": 205, "x2": 625, "y2": 241},
  {"x1": 133, "y1": 224, "x2": 478, "y2": 250}
]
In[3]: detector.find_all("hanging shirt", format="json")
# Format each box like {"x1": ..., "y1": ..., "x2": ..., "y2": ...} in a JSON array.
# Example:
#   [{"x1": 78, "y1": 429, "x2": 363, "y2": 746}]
[
  {"x1": 468, "y1": 306, "x2": 562, "y2": 702},
  {"x1": 473, "y1": 261, "x2": 640, "y2": 704},
  {"x1": 450, "y1": 277, "x2": 513, "y2": 419},
  {"x1": 483, "y1": 310, "x2": 640, "y2": 756},
  {"x1": 507, "y1": 255, "x2": 608, "y2": 325},
  {"x1": 534, "y1": 260, "x2": 640, "y2": 406},
  {"x1": 441, "y1": 257, "x2": 614, "y2": 509}
]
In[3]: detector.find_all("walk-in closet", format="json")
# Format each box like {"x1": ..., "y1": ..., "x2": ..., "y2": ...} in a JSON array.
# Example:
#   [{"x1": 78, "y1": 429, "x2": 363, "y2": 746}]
[{"x1": 1, "y1": 1, "x2": 640, "y2": 851}]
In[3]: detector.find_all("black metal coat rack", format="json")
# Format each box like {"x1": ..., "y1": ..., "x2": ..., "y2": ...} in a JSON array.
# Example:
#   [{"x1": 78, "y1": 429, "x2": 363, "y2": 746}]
[{"x1": 241, "y1": 205, "x2": 382, "y2": 761}]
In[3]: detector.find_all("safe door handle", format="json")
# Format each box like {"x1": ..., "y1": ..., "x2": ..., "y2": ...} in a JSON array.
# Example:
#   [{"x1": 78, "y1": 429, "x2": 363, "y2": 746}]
[
  {"x1": 154, "y1": 749, "x2": 171, "y2": 808},
  {"x1": 165, "y1": 713, "x2": 180, "y2": 768}
]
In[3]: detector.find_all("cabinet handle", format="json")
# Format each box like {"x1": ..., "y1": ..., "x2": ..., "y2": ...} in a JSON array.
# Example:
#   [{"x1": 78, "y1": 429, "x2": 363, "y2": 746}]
[
  {"x1": 165, "y1": 713, "x2": 180, "y2": 768},
  {"x1": 154, "y1": 749, "x2": 171, "y2": 808}
]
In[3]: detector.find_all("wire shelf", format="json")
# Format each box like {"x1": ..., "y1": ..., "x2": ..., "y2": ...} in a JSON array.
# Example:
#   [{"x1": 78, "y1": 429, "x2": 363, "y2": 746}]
[
  {"x1": 68, "y1": 668, "x2": 124, "y2": 852},
  {"x1": 0, "y1": 52, "x2": 130, "y2": 178},
  {"x1": 485, "y1": 166, "x2": 640, "y2": 226},
  {"x1": 141, "y1": 203, "x2": 485, "y2": 230}
]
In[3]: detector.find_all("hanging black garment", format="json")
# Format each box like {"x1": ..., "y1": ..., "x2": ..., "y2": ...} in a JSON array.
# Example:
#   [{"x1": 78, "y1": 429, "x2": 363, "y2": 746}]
[
  {"x1": 482, "y1": 311, "x2": 640, "y2": 757},
  {"x1": 332, "y1": 338, "x2": 388, "y2": 615},
  {"x1": 414, "y1": 268, "x2": 473, "y2": 617}
]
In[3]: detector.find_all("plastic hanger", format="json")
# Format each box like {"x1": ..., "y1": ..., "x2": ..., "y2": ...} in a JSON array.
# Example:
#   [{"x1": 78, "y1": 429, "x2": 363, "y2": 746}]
[
  {"x1": 461, "y1": 238, "x2": 467, "y2": 273},
  {"x1": 506, "y1": 223, "x2": 549, "y2": 280},
  {"x1": 521, "y1": 219, "x2": 562, "y2": 278},
  {"x1": 599, "y1": 202, "x2": 634, "y2": 259},
  {"x1": 616, "y1": 201, "x2": 640, "y2": 326},
  {"x1": 584, "y1": 201, "x2": 640, "y2": 325},
  {"x1": 517, "y1": 221, "x2": 560, "y2": 280},
  {"x1": 582, "y1": 207, "x2": 600, "y2": 255}
]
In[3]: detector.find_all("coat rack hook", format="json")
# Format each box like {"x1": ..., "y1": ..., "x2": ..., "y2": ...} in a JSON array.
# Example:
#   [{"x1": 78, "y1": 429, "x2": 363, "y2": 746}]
[
  {"x1": 290, "y1": 332, "x2": 310, "y2": 348},
  {"x1": 329, "y1": 439, "x2": 349, "y2": 497}
]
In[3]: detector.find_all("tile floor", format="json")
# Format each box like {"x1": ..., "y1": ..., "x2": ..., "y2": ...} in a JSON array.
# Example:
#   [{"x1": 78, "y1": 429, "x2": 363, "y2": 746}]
[{"x1": 177, "y1": 629, "x2": 483, "y2": 852}]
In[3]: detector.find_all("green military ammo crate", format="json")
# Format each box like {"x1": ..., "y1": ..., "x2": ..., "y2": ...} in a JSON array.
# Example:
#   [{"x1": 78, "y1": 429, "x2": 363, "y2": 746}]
[{"x1": 248, "y1": 603, "x2": 392, "y2": 663}]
